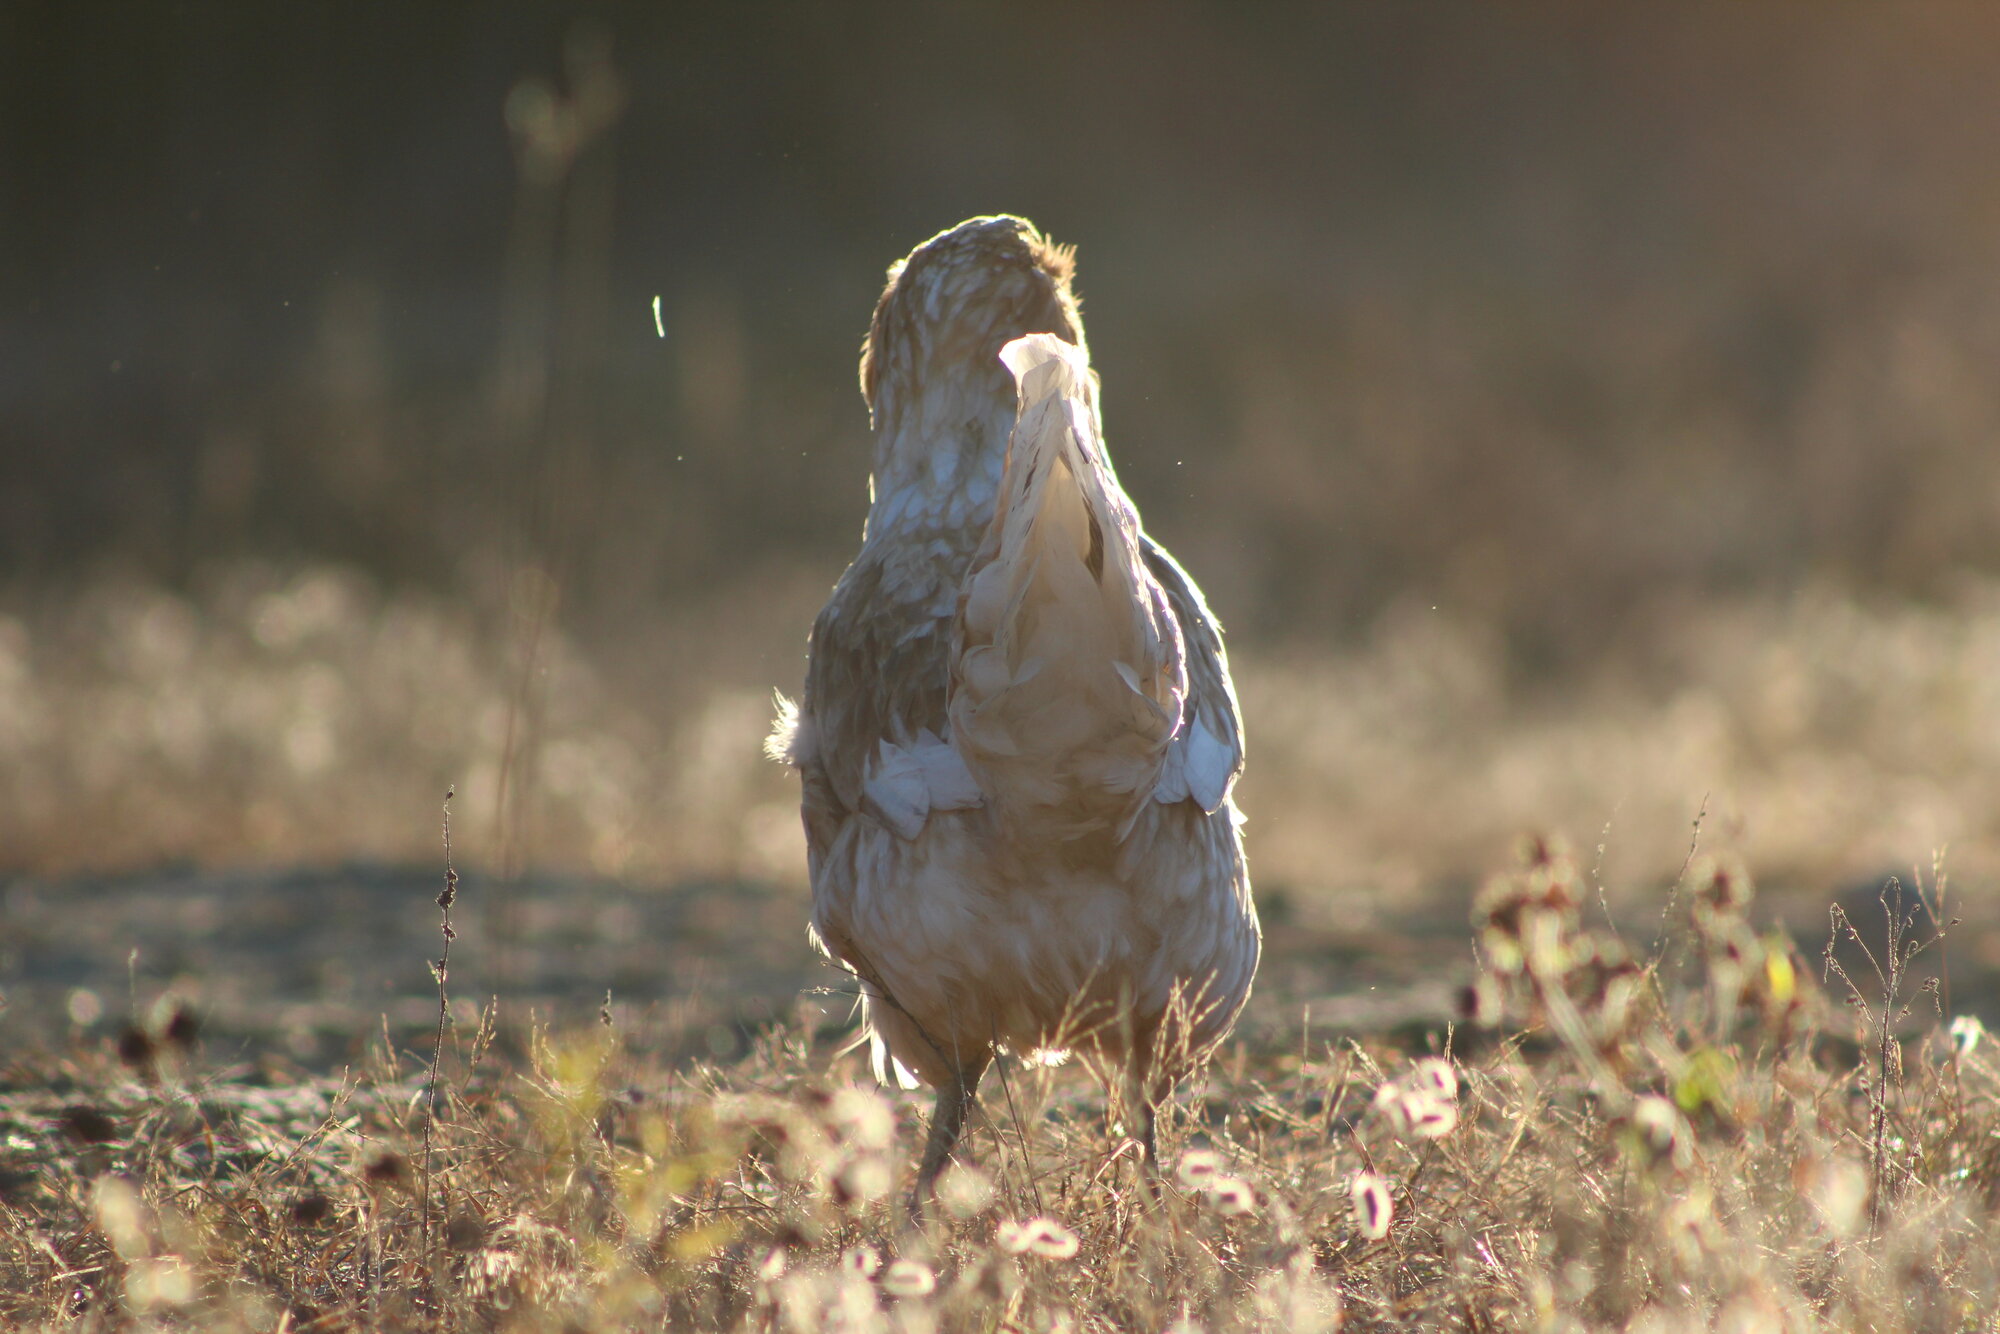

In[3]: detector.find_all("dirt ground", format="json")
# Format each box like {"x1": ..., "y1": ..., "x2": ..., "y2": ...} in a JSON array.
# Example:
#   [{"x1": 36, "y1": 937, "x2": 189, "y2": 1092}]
[
  {"x1": 4, "y1": 857, "x2": 1993, "y2": 1078},
  {"x1": 0, "y1": 862, "x2": 1488, "y2": 1072}
]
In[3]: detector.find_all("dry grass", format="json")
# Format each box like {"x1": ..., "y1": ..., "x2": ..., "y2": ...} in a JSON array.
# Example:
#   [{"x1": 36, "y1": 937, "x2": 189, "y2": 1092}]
[
  {"x1": 14, "y1": 12, "x2": 2000, "y2": 1325},
  {"x1": 5, "y1": 837, "x2": 1997, "y2": 1332}
]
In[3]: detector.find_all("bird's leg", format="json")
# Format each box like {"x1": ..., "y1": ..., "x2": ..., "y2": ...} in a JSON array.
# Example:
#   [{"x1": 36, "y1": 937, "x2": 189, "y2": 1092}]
[
  {"x1": 912, "y1": 1055, "x2": 989, "y2": 1214},
  {"x1": 1125, "y1": 1069, "x2": 1164, "y2": 1201},
  {"x1": 1127, "y1": 1011, "x2": 1191, "y2": 1202}
]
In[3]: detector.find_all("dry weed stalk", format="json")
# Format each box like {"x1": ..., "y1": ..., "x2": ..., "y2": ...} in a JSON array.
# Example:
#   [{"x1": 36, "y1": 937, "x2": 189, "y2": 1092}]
[{"x1": 421, "y1": 785, "x2": 460, "y2": 1308}]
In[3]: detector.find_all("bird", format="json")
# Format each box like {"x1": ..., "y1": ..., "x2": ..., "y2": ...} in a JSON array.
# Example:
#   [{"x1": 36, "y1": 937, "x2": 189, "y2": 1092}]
[{"x1": 769, "y1": 216, "x2": 1258, "y2": 1200}]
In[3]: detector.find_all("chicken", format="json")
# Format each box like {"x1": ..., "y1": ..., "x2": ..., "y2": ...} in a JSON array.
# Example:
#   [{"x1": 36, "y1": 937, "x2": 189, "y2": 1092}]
[{"x1": 769, "y1": 216, "x2": 1258, "y2": 1198}]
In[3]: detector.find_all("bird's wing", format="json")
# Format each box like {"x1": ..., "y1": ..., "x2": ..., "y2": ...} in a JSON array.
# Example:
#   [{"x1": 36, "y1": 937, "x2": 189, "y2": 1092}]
[
  {"x1": 1143, "y1": 536, "x2": 1245, "y2": 814},
  {"x1": 787, "y1": 565, "x2": 983, "y2": 865}
]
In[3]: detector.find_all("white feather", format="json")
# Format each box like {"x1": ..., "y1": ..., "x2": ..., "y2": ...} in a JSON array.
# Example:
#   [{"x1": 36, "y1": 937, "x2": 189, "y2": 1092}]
[
  {"x1": 1154, "y1": 714, "x2": 1236, "y2": 813},
  {"x1": 860, "y1": 730, "x2": 984, "y2": 839}
]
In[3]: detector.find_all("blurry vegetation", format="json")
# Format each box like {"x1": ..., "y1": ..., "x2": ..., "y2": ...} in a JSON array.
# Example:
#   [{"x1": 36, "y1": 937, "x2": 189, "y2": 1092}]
[
  {"x1": 5, "y1": 566, "x2": 2000, "y2": 906},
  {"x1": 6, "y1": 836, "x2": 2000, "y2": 1329},
  {"x1": 4, "y1": 4, "x2": 2000, "y2": 895}
]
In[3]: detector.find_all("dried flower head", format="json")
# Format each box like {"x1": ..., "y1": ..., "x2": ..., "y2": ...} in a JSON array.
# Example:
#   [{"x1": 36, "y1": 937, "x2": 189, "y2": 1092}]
[
  {"x1": 59, "y1": 1104, "x2": 118, "y2": 1145},
  {"x1": 833, "y1": 1156, "x2": 892, "y2": 1208},
  {"x1": 1623, "y1": 1095, "x2": 1691, "y2": 1172},
  {"x1": 1408, "y1": 1091, "x2": 1461, "y2": 1139},
  {"x1": 1474, "y1": 835, "x2": 1583, "y2": 976},
  {"x1": 363, "y1": 1151, "x2": 410, "y2": 1191},
  {"x1": 1206, "y1": 1175, "x2": 1258, "y2": 1216},
  {"x1": 881, "y1": 1259, "x2": 937, "y2": 1298},
  {"x1": 998, "y1": 1217, "x2": 1080, "y2": 1260},
  {"x1": 1691, "y1": 853, "x2": 1754, "y2": 920},
  {"x1": 1458, "y1": 974, "x2": 1503, "y2": 1027},
  {"x1": 1411, "y1": 1058, "x2": 1458, "y2": 1100},
  {"x1": 1348, "y1": 1172, "x2": 1394, "y2": 1240},
  {"x1": 938, "y1": 1163, "x2": 996, "y2": 1219},
  {"x1": 443, "y1": 1210, "x2": 486, "y2": 1251},
  {"x1": 160, "y1": 1002, "x2": 200, "y2": 1050},
  {"x1": 1795, "y1": 1154, "x2": 1869, "y2": 1240},
  {"x1": 1373, "y1": 1060, "x2": 1461, "y2": 1140},
  {"x1": 116, "y1": 1025, "x2": 157, "y2": 1071},
  {"x1": 1176, "y1": 1147, "x2": 1222, "y2": 1190},
  {"x1": 289, "y1": 1193, "x2": 333, "y2": 1226},
  {"x1": 827, "y1": 1085, "x2": 896, "y2": 1150}
]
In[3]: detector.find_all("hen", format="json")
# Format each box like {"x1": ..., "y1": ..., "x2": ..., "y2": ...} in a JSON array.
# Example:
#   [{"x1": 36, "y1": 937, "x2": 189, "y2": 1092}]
[{"x1": 770, "y1": 216, "x2": 1258, "y2": 1197}]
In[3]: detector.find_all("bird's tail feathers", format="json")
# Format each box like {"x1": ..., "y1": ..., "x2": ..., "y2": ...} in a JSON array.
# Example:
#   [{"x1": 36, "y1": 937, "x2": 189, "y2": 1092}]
[{"x1": 949, "y1": 334, "x2": 1187, "y2": 839}]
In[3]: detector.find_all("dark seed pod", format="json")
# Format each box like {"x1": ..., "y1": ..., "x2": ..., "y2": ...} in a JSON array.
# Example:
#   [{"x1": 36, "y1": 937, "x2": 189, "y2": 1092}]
[{"x1": 59, "y1": 1104, "x2": 118, "y2": 1144}]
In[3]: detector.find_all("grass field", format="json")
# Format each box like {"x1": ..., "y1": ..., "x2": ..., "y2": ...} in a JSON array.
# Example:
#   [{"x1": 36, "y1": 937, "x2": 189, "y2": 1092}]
[
  {"x1": 13, "y1": 6, "x2": 2000, "y2": 1328},
  {"x1": 2, "y1": 564, "x2": 1998, "y2": 1329},
  {"x1": 5, "y1": 831, "x2": 1994, "y2": 1331}
]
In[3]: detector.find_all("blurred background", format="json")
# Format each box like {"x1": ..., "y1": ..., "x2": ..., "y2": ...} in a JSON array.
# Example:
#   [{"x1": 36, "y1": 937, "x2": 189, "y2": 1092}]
[{"x1": 6, "y1": 2, "x2": 2000, "y2": 929}]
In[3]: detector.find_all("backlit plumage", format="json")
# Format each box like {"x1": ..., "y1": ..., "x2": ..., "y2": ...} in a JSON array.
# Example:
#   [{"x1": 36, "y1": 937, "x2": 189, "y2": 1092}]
[{"x1": 770, "y1": 216, "x2": 1258, "y2": 1198}]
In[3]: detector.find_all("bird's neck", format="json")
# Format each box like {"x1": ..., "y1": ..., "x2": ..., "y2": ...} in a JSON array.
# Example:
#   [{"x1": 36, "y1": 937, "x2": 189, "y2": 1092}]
[{"x1": 861, "y1": 380, "x2": 1017, "y2": 550}]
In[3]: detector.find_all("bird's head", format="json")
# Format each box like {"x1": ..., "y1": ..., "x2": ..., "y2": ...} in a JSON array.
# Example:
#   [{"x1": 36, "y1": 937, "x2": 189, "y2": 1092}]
[{"x1": 861, "y1": 216, "x2": 1085, "y2": 439}]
